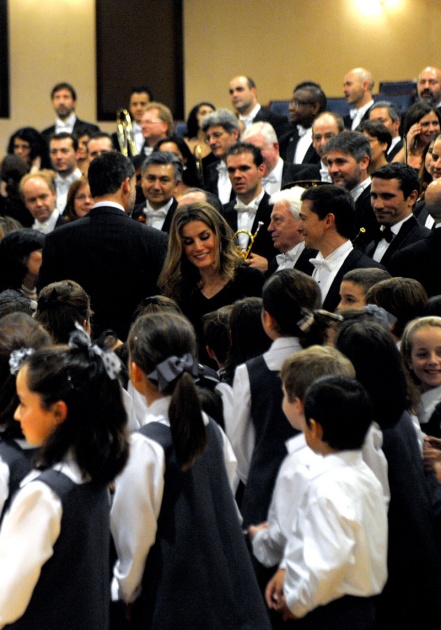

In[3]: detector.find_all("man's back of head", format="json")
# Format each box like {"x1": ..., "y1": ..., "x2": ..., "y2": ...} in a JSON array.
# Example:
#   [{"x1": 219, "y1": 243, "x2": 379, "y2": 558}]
[
  {"x1": 88, "y1": 151, "x2": 135, "y2": 198},
  {"x1": 301, "y1": 184, "x2": 355, "y2": 241}
]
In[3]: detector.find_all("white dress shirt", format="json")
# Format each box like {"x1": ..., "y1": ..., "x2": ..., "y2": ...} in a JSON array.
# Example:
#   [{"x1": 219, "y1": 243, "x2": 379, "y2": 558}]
[
  {"x1": 350, "y1": 176, "x2": 371, "y2": 204},
  {"x1": 372, "y1": 214, "x2": 413, "y2": 263},
  {"x1": 142, "y1": 198, "x2": 174, "y2": 230},
  {"x1": 276, "y1": 241, "x2": 305, "y2": 270},
  {"x1": 319, "y1": 160, "x2": 332, "y2": 183},
  {"x1": 239, "y1": 104, "x2": 261, "y2": 131},
  {"x1": 0, "y1": 457, "x2": 88, "y2": 627},
  {"x1": 54, "y1": 113, "x2": 76, "y2": 134},
  {"x1": 349, "y1": 99, "x2": 374, "y2": 130},
  {"x1": 132, "y1": 122, "x2": 145, "y2": 154},
  {"x1": 294, "y1": 126, "x2": 312, "y2": 164},
  {"x1": 235, "y1": 189, "x2": 265, "y2": 250},
  {"x1": 418, "y1": 385, "x2": 441, "y2": 426},
  {"x1": 32, "y1": 208, "x2": 61, "y2": 234},
  {"x1": 226, "y1": 337, "x2": 302, "y2": 485},
  {"x1": 262, "y1": 157, "x2": 284, "y2": 195},
  {"x1": 310, "y1": 240, "x2": 353, "y2": 303},
  {"x1": 282, "y1": 450, "x2": 388, "y2": 618},
  {"x1": 216, "y1": 161, "x2": 232, "y2": 204},
  {"x1": 55, "y1": 167, "x2": 82, "y2": 214},
  {"x1": 111, "y1": 396, "x2": 237, "y2": 604}
]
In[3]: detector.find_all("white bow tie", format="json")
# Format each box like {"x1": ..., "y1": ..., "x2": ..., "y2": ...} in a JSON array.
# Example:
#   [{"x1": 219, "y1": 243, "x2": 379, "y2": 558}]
[
  {"x1": 276, "y1": 252, "x2": 295, "y2": 265},
  {"x1": 349, "y1": 109, "x2": 358, "y2": 120},
  {"x1": 309, "y1": 258, "x2": 332, "y2": 272},
  {"x1": 144, "y1": 208, "x2": 167, "y2": 220},
  {"x1": 297, "y1": 125, "x2": 309, "y2": 137},
  {"x1": 262, "y1": 174, "x2": 278, "y2": 184},
  {"x1": 235, "y1": 200, "x2": 259, "y2": 213},
  {"x1": 216, "y1": 162, "x2": 228, "y2": 174}
]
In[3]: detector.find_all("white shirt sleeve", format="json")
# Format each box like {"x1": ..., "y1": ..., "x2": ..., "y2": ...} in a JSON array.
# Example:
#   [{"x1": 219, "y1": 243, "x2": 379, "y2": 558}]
[
  {"x1": 227, "y1": 364, "x2": 255, "y2": 485},
  {"x1": 0, "y1": 481, "x2": 62, "y2": 628},
  {"x1": 0, "y1": 460, "x2": 10, "y2": 518},
  {"x1": 110, "y1": 432, "x2": 165, "y2": 604}
]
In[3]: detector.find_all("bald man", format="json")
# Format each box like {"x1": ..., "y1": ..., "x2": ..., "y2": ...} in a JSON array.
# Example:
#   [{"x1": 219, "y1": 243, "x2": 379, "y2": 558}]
[
  {"x1": 228, "y1": 75, "x2": 289, "y2": 139},
  {"x1": 390, "y1": 178, "x2": 441, "y2": 296},
  {"x1": 418, "y1": 66, "x2": 441, "y2": 109},
  {"x1": 343, "y1": 67, "x2": 375, "y2": 130}
]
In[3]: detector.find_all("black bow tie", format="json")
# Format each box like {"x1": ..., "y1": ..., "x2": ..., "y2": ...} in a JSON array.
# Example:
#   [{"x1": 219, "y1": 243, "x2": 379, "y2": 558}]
[{"x1": 381, "y1": 226, "x2": 394, "y2": 243}]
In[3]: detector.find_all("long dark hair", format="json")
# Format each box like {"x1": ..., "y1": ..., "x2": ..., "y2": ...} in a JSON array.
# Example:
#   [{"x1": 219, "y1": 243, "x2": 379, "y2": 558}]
[
  {"x1": 23, "y1": 343, "x2": 129, "y2": 485},
  {"x1": 7, "y1": 127, "x2": 51, "y2": 169},
  {"x1": 128, "y1": 313, "x2": 207, "y2": 470},
  {"x1": 185, "y1": 102, "x2": 216, "y2": 139}
]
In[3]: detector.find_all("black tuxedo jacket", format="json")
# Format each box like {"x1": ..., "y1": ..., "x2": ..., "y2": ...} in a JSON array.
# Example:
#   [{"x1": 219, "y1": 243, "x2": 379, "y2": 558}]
[
  {"x1": 38, "y1": 205, "x2": 168, "y2": 340},
  {"x1": 203, "y1": 161, "x2": 234, "y2": 202},
  {"x1": 321, "y1": 248, "x2": 386, "y2": 312},
  {"x1": 222, "y1": 192, "x2": 278, "y2": 263},
  {"x1": 353, "y1": 185, "x2": 381, "y2": 251},
  {"x1": 365, "y1": 215, "x2": 431, "y2": 270},
  {"x1": 389, "y1": 229, "x2": 441, "y2": 297},
  {"x1": 267, "y1": 246, "x2": 318, "y2": 277},
  {"x1": 343, "y1": 107, "x2": 372, "y2": 130},
  {"x1": 387, "y1": 139, "x2": 404, "y2": 162},
  {"x1": 131, "y1": 198, "x2": 178, "y2": 233},
  {"x1": 279, "y1": 126, "x2": 320, "y2": 165},
  {"x1": 41, "y1": 118, "x2": 100, "y2": 144},
  {"x1": 253, "y1": 106, "x2": 290, "y2": 140},
  {"x1": 413, "y1": 199, "x2": 429, "y2": 226}
]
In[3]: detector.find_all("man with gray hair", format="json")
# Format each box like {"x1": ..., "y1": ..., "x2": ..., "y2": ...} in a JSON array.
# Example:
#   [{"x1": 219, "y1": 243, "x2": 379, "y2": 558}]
[
  {"x1": 369, "y1": 101, "x2": 403, "y2": 161},
  {"x1": 266, "y1": 186, "x2": 317, "y2": 275},
  {"x1": 131, "y1": 151, "x2": 182, "y2": 232},
  {"x1": 323, "y1": 130, "x2": 380, "y2": 248},
  {"x1": 389, "y1": 178, "x2": 441, "y2": 296},
  {"x1": 242, "y1": 121, "x2": 298, "y2": 194},
  {"x1": 201, "y1": 109, "x2": 240, "y2": 203},
  {"x1": 343, "y1": 67, "x2": 375, "y2": 130}
]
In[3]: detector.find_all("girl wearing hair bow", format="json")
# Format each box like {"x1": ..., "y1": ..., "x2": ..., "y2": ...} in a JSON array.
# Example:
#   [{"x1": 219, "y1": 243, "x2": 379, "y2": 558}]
[
  {"x1": 111, "y1": 312, "x2": 270, "y2": 630},
  {"x1": 0, "y1": 329, "x2": 129, "y2": 629}
]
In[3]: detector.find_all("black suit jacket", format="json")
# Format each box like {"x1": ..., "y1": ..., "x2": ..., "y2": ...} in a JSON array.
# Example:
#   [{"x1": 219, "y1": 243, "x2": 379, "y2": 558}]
[
  {"x1": 253, "y1": 106, "x2": 290, "y2": 140},
  {"x1": 38, "y1": 205, "x2": 168, "y2": 340},
  {"x1": 222, "y1": 192, "x2": 278, "y2": 263},
  {"x1": 365, "y1": 215, "x2": 431, "y2": 270},
  {"x1": 353, "y1": 185, "x2": 381, "y2": 251},
  {"x1": 279, "y1": 126, "x2": 320, "y2": 165},
  {"x1": 321, "y1": 248, "x2": 386, "y2": 312},
  {"x1": 387, "y1": 138, "x2": 404, "y2": 162},
  {"x1": 389, "y1": 229, "x2": 441, "y2": 297},
  {"x1": 41, "y1": 118, "x2": 100, "y2": 144},
  {"x1": 131, "y1": 198, "x2": 178, "y2": 233}
]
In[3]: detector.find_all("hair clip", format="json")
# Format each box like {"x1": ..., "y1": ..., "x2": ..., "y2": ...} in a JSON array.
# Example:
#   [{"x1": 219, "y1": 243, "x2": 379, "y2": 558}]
[
  {"x1": 148, "y1": 353, "x2": 199, "y2": 392},
  {"x1": 68, "y1": 324, "x2": 121, "y2": 380},
  {"x1": 9, "y1": 347, "x2": 35, "y2": 376}
]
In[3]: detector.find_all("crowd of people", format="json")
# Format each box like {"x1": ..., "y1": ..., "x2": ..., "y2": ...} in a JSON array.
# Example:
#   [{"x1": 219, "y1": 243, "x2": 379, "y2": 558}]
[{"x1": 1, "y1": 66, "x2": 441, "y2": 629}]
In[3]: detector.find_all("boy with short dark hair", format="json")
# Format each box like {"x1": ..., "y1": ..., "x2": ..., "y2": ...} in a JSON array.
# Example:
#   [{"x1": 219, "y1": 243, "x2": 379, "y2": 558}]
[
  {"x1": 338, "y1": 267, "x2": 391, "y2": 310},
  {"x1": 260, "y1": 374, "x2": 388, "y2": 628}
]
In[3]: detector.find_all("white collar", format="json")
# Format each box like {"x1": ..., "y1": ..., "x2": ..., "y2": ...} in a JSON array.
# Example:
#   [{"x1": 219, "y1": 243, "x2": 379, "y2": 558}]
[
  {"x1": 93, "y1": 201, "x2": 125, "y2": 213},
  {"x1": 239, "y1": 103, "x2": 261, "y2": 122},
  {"x1": 318, "y1": 239, "x2": 353, "y2": 266},
  {"x1": 350, "y1": 176, "x2": 371, "y2": 202}
]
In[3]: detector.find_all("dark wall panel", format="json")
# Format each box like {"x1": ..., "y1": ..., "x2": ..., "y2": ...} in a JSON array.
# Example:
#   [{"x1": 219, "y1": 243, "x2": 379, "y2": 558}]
[
  {"x1": 96, "y1": 0, "x2": 183, "y2": 122},
  {"x1": 0, "y1": 0, "x2": 10, "y2": 118}
]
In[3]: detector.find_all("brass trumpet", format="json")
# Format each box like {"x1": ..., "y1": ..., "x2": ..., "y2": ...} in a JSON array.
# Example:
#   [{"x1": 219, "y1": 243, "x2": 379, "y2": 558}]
[
  {"x1": 116, "y1": 109, "x2": 138, "y2": 157},
  {"x1": 234, "y1": 221, "x2": 264, "y2": 260}
]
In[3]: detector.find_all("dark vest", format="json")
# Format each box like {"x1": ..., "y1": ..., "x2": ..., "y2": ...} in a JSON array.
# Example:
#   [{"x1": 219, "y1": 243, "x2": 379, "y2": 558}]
[
  {"x1": 0, "y1": 439, "x2": 37, "y2": 521},
  {"x1": 134, "y1": 420, "x2": 270, "y2": 630},
  {"x1": 6, "y1": 470, "x2": 110, "y2": 630},
  {"x1": 241, "y1": 356, "x2": 298, "y2": 529}
]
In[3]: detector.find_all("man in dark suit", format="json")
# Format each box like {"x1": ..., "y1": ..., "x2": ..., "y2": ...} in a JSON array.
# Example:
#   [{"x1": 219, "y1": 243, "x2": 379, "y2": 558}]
[
  {"x1": 390, "y1": 178, "x2": 441, "y2": 296},
  {"x1": 201, "y1": 109, "x2": 240, "y2": 204},
  {"x1": 265, "y1": 187, "x2": 317, "y2": 277},
  {"x1": 41, "y1": 82, "x2": 99, "y2": 144},
  {"x1": 228, "y1": 75, "x2": 289, "y2": 140},
  {"x1": 299, "y1": 184, "x2": 385, "y2": 312},
  {"x1": 131, "y1": 151, "x2": 180, "y2": 232},
  {"x1": 222, "y1": 142, "x2": 278, "y2": 271},
  {"x1": 323, "y1": 130, "x2": 380, "y2": 250},
  {"x1": 279, "y1": 82, "x2": 326, "y2": 166},
  {"x1": 38, "y1": 151, "x2": 168, "y2": 340},
  {"x1": 365, "y1": 163, "x2": 430, "y2": 270},
  {"x1": 343, "y1": 68, "x2": 375, "y2": 130},
  {"x1": 369, "y1": 101, "x2": 403, "y2": 162},
  {"x1": 242, "y1": 122, "x2": 300, "y2": 194}
]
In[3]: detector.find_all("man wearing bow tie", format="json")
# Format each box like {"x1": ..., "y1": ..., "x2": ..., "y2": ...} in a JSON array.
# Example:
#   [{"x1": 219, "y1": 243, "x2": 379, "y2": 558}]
[
  {"x1": 365, "y1": 163, "x2": 430, "y2": 270},
  {"x1": 343, "y1": 68, "x2": 375, "y2": 131},
  {"x1": 222, "y1": 142, "x2": 278, "y2": 271},
  {"x1": 279, "y1": 82, "x2": 326, "y2": 165},
  {"x1": 299, "y1": 184, "x2": 384, "y2": 312},
  {"x1": 131, "y1": 151, "x2": 181, "y2": 232},
  {"x1": 41, "y1": 82, "x2": 100, "y2": 144},
  {"x1": 201, "y1": 109, "x2": 240, "y2": 204},
  {"x1": 242, "y1": 122, "x2": 300, "y2": 195}
]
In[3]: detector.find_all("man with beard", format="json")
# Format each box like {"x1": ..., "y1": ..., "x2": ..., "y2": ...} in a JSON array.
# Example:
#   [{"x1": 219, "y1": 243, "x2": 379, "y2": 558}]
[
  {"x1": 418, "y1": 66, "x2": 441, "y2": 110},
  {"x1": 38, "y1": 152, "x2": 167, "y2": 339},
  {"x1": 49, "y1": 133, "x2": 82, "y2": 214},
  {"x1": 42, "y1": 82, "x2": 99, "y2": 144}
]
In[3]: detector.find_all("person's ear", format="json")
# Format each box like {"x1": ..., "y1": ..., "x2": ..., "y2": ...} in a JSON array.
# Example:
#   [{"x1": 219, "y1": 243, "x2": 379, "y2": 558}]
[
  {"x1": 51, "y1": 400, "x2": 68, "y2": 425},
  {"x1": 130, "y1": 361, "x2": 148, "y2": 394}
]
